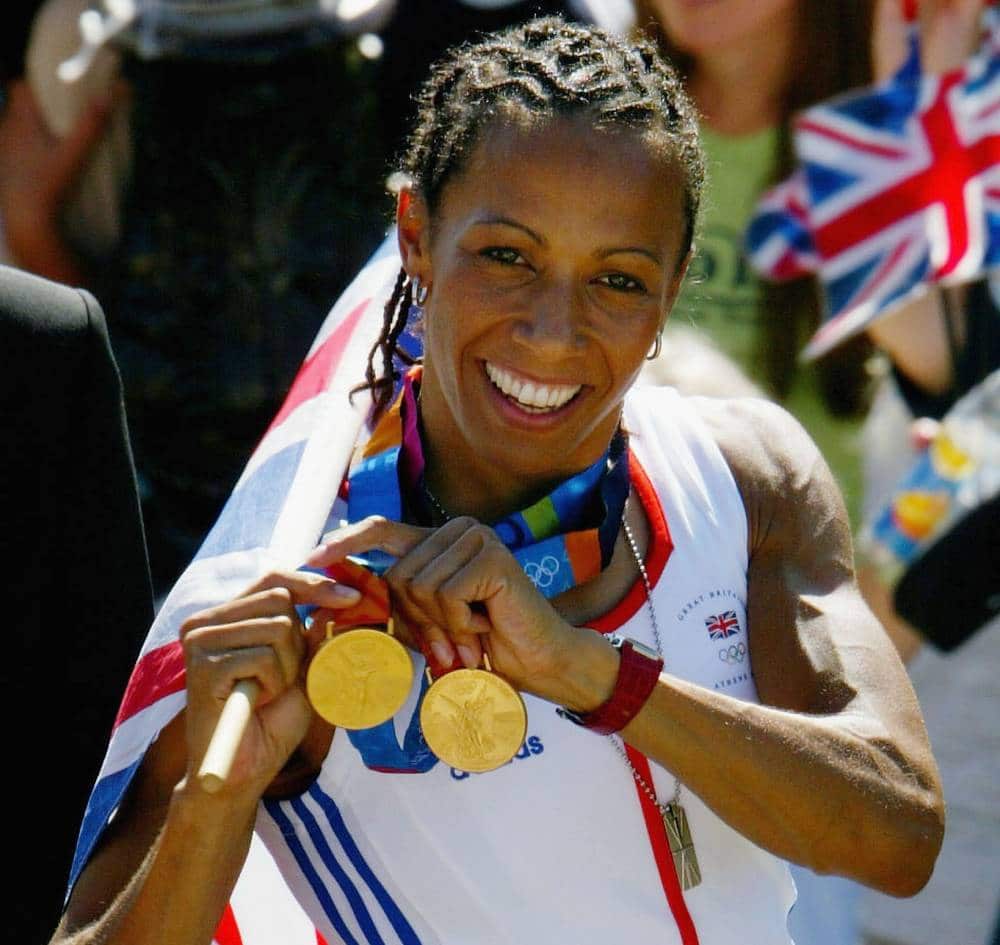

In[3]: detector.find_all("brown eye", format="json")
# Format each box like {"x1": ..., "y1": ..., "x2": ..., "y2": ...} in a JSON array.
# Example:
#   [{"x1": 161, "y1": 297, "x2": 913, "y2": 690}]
[
  {"x1": 481, "y1": 246, "x2": 527, "y2": 266},
  {"x1": 597, "y1": 272, "x2": 646, "y2": 293}
]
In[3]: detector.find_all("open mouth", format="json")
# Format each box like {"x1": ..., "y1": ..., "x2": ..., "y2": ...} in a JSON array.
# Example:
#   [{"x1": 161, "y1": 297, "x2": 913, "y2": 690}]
[{"x1": 484, "y1": 361, "x2": 583, "y2": 415}]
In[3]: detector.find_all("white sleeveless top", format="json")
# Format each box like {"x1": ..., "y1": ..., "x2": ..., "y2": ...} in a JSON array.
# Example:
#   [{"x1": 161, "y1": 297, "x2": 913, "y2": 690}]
[{"x1": 255, "y1": 386, "x2": 796, "y2": 945}]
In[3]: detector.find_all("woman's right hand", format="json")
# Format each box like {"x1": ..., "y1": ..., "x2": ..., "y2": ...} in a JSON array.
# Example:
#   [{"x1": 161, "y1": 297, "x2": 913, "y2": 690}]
[{"x1": 178, "y1": 570, "x2": 361, "y2": 802}]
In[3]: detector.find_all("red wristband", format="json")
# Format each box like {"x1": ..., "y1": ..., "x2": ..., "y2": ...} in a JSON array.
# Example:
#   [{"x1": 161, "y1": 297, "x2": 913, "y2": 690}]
[{"x1": 557, "y1": 636, "x2": 663, "y2": 735}]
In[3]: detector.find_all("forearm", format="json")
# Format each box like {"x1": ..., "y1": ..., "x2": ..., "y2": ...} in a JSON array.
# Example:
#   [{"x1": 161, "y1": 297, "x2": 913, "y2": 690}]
[
  {"x1": 56, "y1": 785, "x2": 257, "y2": 945},
  {"x1": 619, "y1": 674, "x2": 943, "y2": 895}
]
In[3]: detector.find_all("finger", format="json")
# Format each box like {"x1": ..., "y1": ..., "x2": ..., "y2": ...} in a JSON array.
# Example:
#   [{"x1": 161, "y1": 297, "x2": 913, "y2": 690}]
[
  {"x1": 871, "y1": 0, "x2": 911, "y2": 82},
  {"x1": 183, "y1": 616, "x2": 304, "y2": 693},
  {"x1": 305, "y1": 515, "x2": 432, "y2": 567},
  {"x1": 418, "y1": 623, "x2": 459, "y2": 673},
  {"x1": 186, "y1": 640, "x2": 292, "y2": 708},
  {"x1": 242, "y1": 570, "x2": 362, "y2": 608},
  {"x1": 182, "y1": 586, "x2": 300, "y2": 638},
  {"x1": 387, "y1": 517, "x2": 490, "y2": 632},
  {"x1": 181, "y1": 579, "x2": 358, "y2": 645},
  {"x1": 451, "y1": 631, "x2": 483, "y2": 669}
]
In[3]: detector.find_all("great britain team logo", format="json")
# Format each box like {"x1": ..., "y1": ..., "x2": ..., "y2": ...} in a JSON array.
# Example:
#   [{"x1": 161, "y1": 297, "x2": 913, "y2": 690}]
[{"x1": 704, "y1": 610, "x2": 741, "y2": 640}]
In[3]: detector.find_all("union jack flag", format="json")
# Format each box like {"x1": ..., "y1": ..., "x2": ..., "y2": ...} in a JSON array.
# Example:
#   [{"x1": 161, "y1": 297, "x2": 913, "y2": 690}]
[
  {"x1": 705, "y1": 611, "x2": 740, "y2": 640},
  {"x1": 746, "y1": 15, "x2": 1000, "y2": 359},
  {"x1": 67, "y1": 234, "x2": 403, "y2": 945}
]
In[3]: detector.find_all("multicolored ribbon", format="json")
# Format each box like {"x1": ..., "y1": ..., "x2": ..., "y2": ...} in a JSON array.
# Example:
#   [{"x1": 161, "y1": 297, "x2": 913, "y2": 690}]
[
  {"x1": 347, "y1": 369, "x2": 630, "y2": 597},
  {"x1": 337, "y1": 369, "x2": 631, "y2": 772}
]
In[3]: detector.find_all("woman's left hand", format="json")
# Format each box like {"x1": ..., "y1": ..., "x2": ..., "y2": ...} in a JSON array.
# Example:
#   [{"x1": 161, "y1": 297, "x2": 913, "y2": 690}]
[{"x1": 306, "y1": 515, "x2": 581, "y2": 699}]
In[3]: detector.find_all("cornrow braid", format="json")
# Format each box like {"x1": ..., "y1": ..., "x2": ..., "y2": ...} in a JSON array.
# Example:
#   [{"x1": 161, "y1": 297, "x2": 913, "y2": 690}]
[{"x1": 363, "y1": 15, "x2": 705, "y2": 417}]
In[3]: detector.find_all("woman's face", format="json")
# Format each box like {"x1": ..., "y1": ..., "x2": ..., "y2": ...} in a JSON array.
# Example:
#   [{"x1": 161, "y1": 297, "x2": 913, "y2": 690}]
[
  {"x1": 649, "y1": 0, "x2": 799, "y2": 57},
  {"x1": 400, "y1": 116, "x2": 689, "y2": 490}
]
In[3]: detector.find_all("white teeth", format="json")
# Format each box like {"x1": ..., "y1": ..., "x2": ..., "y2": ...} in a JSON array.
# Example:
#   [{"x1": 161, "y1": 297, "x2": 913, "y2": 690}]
[{"x1": 484, "y1": 362, "x2": 581, "y2": 412}]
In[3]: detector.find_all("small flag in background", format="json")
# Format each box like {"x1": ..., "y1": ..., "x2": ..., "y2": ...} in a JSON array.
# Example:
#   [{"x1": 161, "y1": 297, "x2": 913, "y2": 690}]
[{"x1": 746, "y1": 13, "x2": 1000, "y2": 360}]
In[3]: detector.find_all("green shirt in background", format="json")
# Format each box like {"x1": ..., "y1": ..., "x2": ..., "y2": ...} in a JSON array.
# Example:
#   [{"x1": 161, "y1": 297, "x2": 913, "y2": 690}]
[{"x1": 667, "y1": 124, "x2": 865, "y2": 526}]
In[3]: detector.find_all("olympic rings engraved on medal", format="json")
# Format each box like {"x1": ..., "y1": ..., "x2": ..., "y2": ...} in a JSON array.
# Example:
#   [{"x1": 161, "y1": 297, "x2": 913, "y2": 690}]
[
  {"x1": 524, "y1": 555, "x2": 560, "y2": 589},
  {"x1": 718, "y1": 641, "x2": 747, "y2": 664}
]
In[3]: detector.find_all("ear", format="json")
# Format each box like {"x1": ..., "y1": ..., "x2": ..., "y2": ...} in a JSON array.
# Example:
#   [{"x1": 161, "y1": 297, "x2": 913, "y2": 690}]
[
  {"x1": 660, "y1": 248, "x2": 693, "y2": 330},
  {"x1": 396, "y1": 187, "x2": 432, "y2": 285}
]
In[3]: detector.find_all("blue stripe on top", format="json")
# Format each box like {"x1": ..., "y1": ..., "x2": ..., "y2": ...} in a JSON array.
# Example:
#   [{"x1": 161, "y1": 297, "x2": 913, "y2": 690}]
[
  {"x1": 308, "y1": 784, "x2": 423, "y2": 945},
  {"x1": 264, "y1": 784, "x2": 423, "y2": 945},
  {"x1": 68, "y1": 759, "x2": 142, "y2": 896},
  {"x1": 264, "y1": 797, "x2": 363, "y2": 945}
]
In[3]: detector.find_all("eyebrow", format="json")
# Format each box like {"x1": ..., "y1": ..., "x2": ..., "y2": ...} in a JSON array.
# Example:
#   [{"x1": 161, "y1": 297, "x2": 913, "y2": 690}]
[
  {"x1": 471, "y1": 216, "x2": 662, "y2": 265},
  {"x1": 596, "y1": 246, "x2": 661, "y2": 265},
  {"x1": 470, "y1": 215, "x2": 545, "y2": 245}
]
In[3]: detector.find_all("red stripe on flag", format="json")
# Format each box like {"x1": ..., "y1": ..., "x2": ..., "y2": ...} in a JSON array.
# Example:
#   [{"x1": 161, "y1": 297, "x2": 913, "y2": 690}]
[
  {"x1": 114, "y1": 641, "x2": 186, "y2": 727},
  {"x1": 796, "y1": 118, "x2": 909, "y2": 159},
  {"x1": 316, "y1": 932, "x2": 329, "y2": 945},
  {"x1": 267, "y1": 298, "x2": 371, "y2": 433},
  {"x1": 213, "y1": 903, "x2": 244, "y2": 945},
  {"x1": 814, "y1": 73, "x2": 1000, "y2": 273},
  {"x1": 626, "y1": 745, "x2": 700, "y2": 945}
]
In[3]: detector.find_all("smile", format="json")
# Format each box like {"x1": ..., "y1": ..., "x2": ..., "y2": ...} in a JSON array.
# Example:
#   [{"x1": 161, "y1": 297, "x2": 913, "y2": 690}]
[{"x1": 484, "y1": 362, "x2": 582, "y2": 414}]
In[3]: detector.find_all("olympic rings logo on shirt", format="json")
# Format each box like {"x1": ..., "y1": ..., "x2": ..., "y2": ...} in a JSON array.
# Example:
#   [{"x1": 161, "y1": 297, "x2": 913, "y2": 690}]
[
  {"x1": 525, "y1": 555, "x2": 560, "y2": 589},
  {"x1": 718, "y1": 642, "x2": 747, "y2": 664}
]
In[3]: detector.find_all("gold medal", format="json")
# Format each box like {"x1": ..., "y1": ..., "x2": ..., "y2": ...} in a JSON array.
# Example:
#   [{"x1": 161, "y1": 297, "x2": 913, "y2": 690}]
[
  {"x1": 306, "y1": 619, "x2": 414, "y2": 730},
  {"x1": 419, "y1": 655, "x2": 527, "y2": 773}
]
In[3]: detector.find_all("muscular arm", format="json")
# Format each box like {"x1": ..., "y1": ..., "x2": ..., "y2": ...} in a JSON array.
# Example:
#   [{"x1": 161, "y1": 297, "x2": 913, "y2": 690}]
[
  {"x1": 612, "y1": 398, "x2": 943, "y2": 895},
  {"x1": 52, "y1": 716, "x2": 259, "y2": 945}
]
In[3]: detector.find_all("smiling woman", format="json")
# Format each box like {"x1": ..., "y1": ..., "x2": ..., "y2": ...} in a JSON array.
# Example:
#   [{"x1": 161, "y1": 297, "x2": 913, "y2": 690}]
[
  {"x1": 402, "y1": 116, "x2": 690, "y2": 519},
  {"x1": 54, "y1": 17, "x2": 943, "y2": 945}
]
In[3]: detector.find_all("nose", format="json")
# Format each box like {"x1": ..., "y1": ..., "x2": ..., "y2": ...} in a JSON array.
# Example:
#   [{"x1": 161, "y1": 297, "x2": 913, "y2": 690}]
[{"x1": 511, "y1": 279, "x2": 586, "y2": 354}]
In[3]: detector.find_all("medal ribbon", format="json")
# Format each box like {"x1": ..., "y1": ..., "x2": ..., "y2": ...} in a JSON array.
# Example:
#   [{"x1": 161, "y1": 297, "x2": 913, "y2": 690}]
[
  {"x1": 336, "y1": 369, "x2": 630, "y2": 773},
  {"x1": 346, "y1": 369, "x2": 630, "y2": 597}
]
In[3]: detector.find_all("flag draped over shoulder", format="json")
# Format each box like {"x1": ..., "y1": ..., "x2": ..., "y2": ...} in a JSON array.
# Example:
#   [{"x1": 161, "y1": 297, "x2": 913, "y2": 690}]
[
  {"x1": 67, "y1": 234, "x2": 404, "y2": 942},
  {"x1": 745, "y1": 14, "x2": 1000, "y2": 360}
]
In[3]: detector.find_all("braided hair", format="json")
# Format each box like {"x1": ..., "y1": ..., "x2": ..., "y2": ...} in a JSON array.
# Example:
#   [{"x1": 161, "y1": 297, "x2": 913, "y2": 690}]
[{"x1": 362, "y1": 15, "x2": 705, "y2": 416}]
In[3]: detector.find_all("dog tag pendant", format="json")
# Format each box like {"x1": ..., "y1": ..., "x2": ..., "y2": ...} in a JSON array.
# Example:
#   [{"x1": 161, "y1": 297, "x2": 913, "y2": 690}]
[{"x1": 662, "y1": 802, "x2": 702, "y2": 890}]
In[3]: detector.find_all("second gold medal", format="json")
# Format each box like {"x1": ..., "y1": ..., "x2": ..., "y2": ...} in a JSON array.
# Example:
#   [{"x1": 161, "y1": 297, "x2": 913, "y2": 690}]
[{"x1": 419, "y1": 653, "x2": 527, "y2": 773}]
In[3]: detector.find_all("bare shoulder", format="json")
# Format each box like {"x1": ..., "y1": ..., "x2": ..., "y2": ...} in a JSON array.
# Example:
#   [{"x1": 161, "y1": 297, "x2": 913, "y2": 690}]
[
  {"x1": 690, "y1": 396, "x2": 853, "y2": 569},
  {"x1": 688, "y1": 397, "x2": 877, "y2": 713}
]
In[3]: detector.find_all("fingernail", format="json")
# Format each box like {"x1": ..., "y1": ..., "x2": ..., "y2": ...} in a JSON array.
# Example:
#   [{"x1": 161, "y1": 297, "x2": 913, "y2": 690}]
[
  {"x1": 330, "y1": 583, "x2": 361, "y2": 602},
  {"x1": 457, "y1": 644, "x2": 478, "y2": 669},
  {"x1": 430, "y1": 640, "x2": 453, "y2": 668}
]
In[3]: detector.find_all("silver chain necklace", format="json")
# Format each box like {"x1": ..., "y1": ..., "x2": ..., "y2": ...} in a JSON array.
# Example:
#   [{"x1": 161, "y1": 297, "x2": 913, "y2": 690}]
[
  {"x1": 422, "y1": 480, "x2": 452, "y2": 525},
  {"x1": 422, "y1": 482, "x2": 701, "y2": 888},
  {"x1": 618, "y1": 503, "x2": 702, "y2": 890}
]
